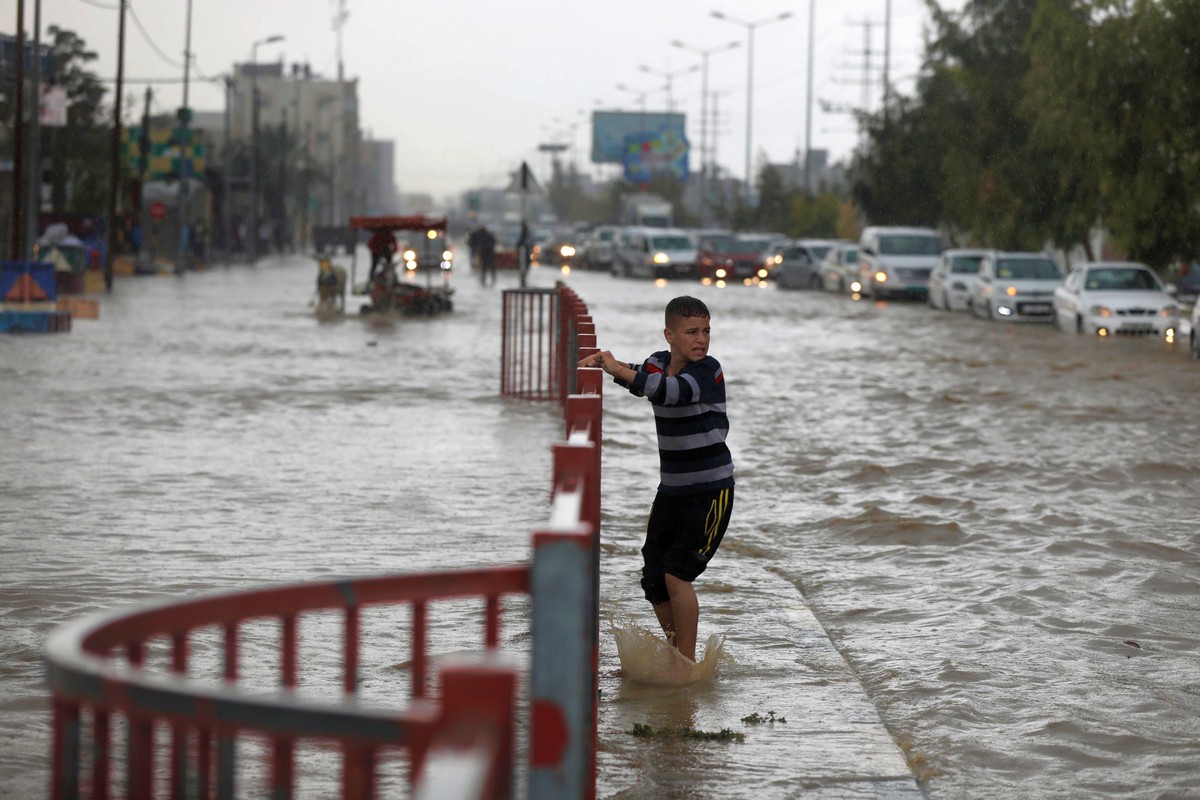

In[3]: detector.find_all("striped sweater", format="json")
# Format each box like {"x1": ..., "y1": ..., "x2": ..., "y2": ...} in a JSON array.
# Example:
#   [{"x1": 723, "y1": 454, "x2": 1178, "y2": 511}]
[{"x1": 616, "y1": 350, "x2": 735, "y2": 496}]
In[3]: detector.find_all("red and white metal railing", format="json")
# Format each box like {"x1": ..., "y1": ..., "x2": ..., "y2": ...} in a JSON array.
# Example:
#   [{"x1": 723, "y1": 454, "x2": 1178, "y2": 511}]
[{"x1": 46, "y1": 284, "x2": 603, "y2": 800}]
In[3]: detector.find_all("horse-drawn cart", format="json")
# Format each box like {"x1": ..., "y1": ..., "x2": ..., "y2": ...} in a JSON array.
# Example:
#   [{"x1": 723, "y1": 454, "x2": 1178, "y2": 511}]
[{"x1": 348, "y1": 215, "x2": 455, "y2": 316}]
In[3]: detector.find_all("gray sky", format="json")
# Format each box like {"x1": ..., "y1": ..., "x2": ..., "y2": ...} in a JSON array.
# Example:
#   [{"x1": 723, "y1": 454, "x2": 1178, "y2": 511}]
[{"x1": 30, "y1": 0, "x2": 965, "y2": 200}]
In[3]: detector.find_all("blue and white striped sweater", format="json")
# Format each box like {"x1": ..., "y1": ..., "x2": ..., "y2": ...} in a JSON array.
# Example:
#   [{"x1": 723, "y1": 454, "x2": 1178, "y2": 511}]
[{"x1": 617, "y1": 351, "x2": 735, "y2": 496}]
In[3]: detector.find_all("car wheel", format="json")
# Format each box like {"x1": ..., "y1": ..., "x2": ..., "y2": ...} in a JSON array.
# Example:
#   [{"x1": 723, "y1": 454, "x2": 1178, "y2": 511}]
[
  {"x1": 987, "y1": 302, "x2": 996, "y2": 321},
  {"x1": 1076, "y1": 315, "x2": 1084, "y2": 334},
  {"x1": 809, "y1": 275, "x2": 822, "y2": 291},
  {"x1": 1191, "y1": 330, "x2": 1199, "y2": 359}
]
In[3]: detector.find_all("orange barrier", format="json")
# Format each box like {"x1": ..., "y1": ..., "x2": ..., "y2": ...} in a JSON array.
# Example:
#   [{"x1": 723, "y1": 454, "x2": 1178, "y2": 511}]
[{"x1": 46, "y1": 287, "x2": 604, "y2": 800}]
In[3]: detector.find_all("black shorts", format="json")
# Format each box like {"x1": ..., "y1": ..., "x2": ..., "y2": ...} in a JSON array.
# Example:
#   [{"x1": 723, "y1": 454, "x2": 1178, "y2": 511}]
[{"x1": 640, "y1": 487, "x2": 734, "y2": 605}]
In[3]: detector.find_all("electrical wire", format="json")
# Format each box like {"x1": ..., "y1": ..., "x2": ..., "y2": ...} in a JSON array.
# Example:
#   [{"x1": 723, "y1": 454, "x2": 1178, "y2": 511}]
[
  {"x1": 127, "y1": 3, "x2": 184, "y2": 70},
  {"x1": 75, "y1": 0, "x2": 121, "y2": 9}
]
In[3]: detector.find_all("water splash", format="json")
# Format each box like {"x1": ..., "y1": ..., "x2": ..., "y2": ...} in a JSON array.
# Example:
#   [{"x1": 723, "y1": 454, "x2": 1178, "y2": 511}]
[{"x1": 610, "y1": 619, "x2": 725, "y2": 686}]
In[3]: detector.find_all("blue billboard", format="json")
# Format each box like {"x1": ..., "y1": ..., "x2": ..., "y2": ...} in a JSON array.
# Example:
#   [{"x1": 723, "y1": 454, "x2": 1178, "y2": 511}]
[{"x1": 592, "y1": 110, "x2": 690, "y2": 182}]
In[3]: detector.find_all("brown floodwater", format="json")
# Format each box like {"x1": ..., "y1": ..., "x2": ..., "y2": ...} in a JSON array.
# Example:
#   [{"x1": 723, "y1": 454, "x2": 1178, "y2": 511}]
[{"x1": 2, "y1": 257, "x2": 1198, "y2": 798}]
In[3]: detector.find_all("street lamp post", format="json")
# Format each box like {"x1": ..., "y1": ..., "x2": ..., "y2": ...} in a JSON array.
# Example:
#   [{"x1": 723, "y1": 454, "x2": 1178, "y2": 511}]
[
  {"x1": 804, "y1": 0, "x2": 816, "y2": 193},
  {"x1": 710, "y1": 9, "x2": 793, "y2": 198},
  {"x1": 671, "y1": 38, "x2": 740, "y2": 225},
  {"x1": 637, "y1": 63, "x2": 699, "y2": 112},
  {"x1": 249, "y1": 34, "x2": 284, "y2": 263}
]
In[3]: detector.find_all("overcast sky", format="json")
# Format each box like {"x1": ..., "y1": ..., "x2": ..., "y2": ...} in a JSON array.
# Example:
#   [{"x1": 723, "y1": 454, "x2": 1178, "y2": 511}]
[{"x1": 26, "y1": 0, "x2": 966, "y2": 200}]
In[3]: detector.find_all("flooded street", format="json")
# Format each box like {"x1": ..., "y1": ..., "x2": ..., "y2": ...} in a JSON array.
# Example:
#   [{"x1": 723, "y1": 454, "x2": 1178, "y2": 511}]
[{"x1": 3, "y1": 257, "x2": 1199, "y2": 798}]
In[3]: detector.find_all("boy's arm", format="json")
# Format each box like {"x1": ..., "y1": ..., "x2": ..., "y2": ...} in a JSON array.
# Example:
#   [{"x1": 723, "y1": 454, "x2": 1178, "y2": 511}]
[{"x1": 578, "y1": 351, "x2": 637, "y2": 384}]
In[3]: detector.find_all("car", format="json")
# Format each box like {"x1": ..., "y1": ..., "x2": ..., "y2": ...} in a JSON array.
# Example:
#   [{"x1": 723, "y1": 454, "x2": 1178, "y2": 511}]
[
  {"x1": 968, "y1": 252, "x2": 1062, "y2": 321},
  {"x1": 819, "y1": 243, "x2": 861, "y2": 292},
  {"x1": 1167, "y1": 262, "x2": 1200, "y2": 307},
  {"x1": 613, "y1": 227, "x2": 697, "y2": 279},
  {"x1": 858, "y1": 226, "x2": 944, "y2": 300},
  {"x1": 1191, "y1": 300, "x2": 1200, "y2": 359},
  {"x1": 696, "y1": 233, "x2": 773, "y2": 283},
  {"x1": 1052, "y1": 261, "x2": 1180, "y2": 338},
  {"x1": 769, "y1": 242, "x2": 820, "y2": 289},
  {"x1": 578, "y1": 225, "x2": 619, "y2": 271},
  {"x1": 534, "y1": 230, "x2": 581, "y2": 271},
  {"x1": 928, "y1": 248, "x2": 989, "y2": 311}
]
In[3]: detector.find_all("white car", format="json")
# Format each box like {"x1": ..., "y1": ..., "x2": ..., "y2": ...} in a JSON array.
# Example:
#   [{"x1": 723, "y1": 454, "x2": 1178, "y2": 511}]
[
  {"x1": 1191, "y1": 301, "x2": 1200, "y2": 358},
  {"x1": 858, "y1": 226, "x2": 944, "y2": 300},
  {"x1": 819, "y1": 243, "x2": 860, "y2": 292},
  {"x1": 970, "y1": 252, "x2": 1062, "y2": 322},
  {"x1": 928, "y1": 249, "x2": 989, "y2": 311},
  {"x1": 1052, "y1": 261, "x2": 1180, "y2": 338},
  {"x1": 613, "y1": 227, "x2": 697, "y2": 280}
]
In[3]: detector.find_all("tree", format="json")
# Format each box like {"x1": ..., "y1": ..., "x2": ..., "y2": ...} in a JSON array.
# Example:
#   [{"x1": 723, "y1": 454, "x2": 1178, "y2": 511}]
[
  {"x1": 44, "y1": 26, "x2": 111, "y2": 214},
  {"x1": 1027, "y1": 0, "x2": 1200, "y2": 266}
]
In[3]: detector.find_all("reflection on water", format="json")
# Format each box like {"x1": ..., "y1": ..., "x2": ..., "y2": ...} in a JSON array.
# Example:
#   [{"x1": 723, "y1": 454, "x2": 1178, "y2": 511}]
[{"x1": 3, "y1": 260, "x2": 1199, "y2": 798}]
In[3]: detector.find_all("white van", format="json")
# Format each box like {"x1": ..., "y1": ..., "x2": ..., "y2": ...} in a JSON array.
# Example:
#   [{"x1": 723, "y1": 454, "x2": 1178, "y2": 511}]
[{"x1": 858, "y1": 226, "x2": 944, "y2": 300}]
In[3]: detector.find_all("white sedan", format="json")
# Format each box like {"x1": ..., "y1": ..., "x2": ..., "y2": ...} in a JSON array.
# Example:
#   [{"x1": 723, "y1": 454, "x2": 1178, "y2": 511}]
[{"x1": 1052, "y1": 261, "x2": 1180, "y2": 338}]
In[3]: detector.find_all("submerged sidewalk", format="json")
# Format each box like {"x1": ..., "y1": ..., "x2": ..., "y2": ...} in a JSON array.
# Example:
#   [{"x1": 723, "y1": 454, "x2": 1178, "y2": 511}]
[{"x1": 596, "y1": 554, "x2": 924, "y2": 799}]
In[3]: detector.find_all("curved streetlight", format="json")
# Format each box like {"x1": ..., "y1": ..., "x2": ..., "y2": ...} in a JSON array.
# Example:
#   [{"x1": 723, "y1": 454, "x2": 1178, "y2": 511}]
[
  {"x1": 637, "y1": 63, "x2": 700, "y2": 111},
  {"x1": 672, "y1": 39, "x2": 740, "y2": 224},
  {"x1": 250, "y1": 34, "x2": 285, "y2": 261},
  {"x1": 710, "y1": 9, "x2": 792, "y2": 195}
]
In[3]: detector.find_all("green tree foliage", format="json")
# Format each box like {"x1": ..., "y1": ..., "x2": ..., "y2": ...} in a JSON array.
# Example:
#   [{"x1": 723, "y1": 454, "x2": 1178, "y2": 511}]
[
  {"x1": 1026, "y1": 0, "x2": 1200, "y2": 265},
  {"x1": 851, "y1": 0, "x2": 1199, "y2": 264},
  {"x1": 44, "y1": 26, "x2": 111, "y2": 214}
]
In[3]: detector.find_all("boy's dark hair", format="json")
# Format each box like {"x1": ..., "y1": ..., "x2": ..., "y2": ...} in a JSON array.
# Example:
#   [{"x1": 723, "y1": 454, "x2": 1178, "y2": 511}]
[{"x1": 665, "y1": 296, "x2": 710, "y2": 327}]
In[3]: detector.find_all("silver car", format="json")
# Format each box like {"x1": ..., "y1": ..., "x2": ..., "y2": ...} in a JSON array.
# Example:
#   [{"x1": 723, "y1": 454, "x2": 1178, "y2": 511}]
[
  {"x1": 970, "y1": 252, "x2": 1063, "y2": 322},
  {"x1": 819, "y1": 243, "x2": 861, "y2": 293},
  {"x1": 928, "y1": 249, "x2": 989, "y2": 311}
]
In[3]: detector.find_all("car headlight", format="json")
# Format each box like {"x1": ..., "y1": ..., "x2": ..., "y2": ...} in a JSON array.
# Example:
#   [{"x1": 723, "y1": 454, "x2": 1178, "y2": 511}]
[
  {"x1": 1160, "y1": 305, "x2": 1179, "y2": 318},
  {"x1": 874, "y1": 271, "x2": 888, "y2": 283},
  {"x1": 442, "y1": 250, "x2": 453, "y2": 261},
  {"x1": 561, "y1": 245, "x2": 575, "y2": 257},
  {"x1": 1089, "y1": 305, "x2": 1113, "y2": 318},
  {"x1": 715, "y1": 268, "x2": 727, "y2": 279},
  {"x1": 653, "y1": 252, "x2": 670, "y2": 264},
  {"x1": 757, "y1": 268, "x2": 768, "y2": 278},
  {"x1": 403, "y1": 249, "x2": 417, "y2": 261}
]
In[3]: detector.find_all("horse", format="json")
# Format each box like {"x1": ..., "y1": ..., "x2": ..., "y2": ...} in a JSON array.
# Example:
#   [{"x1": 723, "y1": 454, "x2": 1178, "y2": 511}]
[{"x1": 315, "y1": 257, "x2": 347, "y2": 313}]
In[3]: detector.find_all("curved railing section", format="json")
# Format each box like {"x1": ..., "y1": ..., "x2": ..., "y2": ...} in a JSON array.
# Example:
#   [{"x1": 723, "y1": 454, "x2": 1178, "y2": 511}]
[{"x1": 46, "y1": 283, "x2": 603, "y2": 800}]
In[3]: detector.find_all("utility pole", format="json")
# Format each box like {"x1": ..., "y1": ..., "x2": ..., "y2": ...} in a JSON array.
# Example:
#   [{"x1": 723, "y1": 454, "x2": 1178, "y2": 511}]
[
  {"x1": 103, "y1": 0, "x2": 127, "y2": 290},
  {"x1": 26, "y1": 0, "x2": 42, "y2": 256},
  {"x1": 883, "y1": 0, "x2": 893, "y2": 113},
  {"x1": 11, "y1": 0, "x2": 26, "y2": 260},
  {"x1": 804, "y1": 0, "x2": 816, "y2": 194},
  {"x1": 222, "y1": 76, "x2": 233, "y2": 263},
  {"x1": 176, "y1": 0, "x2": 193, "y2": 274}
]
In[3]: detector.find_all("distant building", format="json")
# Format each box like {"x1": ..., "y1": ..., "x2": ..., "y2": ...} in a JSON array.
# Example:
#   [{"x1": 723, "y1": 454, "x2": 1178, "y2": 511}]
[{"x1": 225, "y1": 61, "x2": 363, "y2": 243}]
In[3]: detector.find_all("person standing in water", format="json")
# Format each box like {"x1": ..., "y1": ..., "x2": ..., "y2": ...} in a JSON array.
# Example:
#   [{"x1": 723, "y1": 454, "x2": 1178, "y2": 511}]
[{"x1": 579, "y1": 295, "x2": 735, "y2": 662}]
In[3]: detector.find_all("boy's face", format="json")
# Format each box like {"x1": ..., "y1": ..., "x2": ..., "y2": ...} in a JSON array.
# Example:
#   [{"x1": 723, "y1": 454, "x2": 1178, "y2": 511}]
[{"x1": 664, "y1": 314, "x2": 711, "y2": 364}]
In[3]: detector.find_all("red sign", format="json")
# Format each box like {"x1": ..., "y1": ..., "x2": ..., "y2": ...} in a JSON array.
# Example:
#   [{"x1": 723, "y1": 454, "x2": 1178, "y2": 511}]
[{"x1": 149, "y1": 201, "x2": 167, "y2": 221}]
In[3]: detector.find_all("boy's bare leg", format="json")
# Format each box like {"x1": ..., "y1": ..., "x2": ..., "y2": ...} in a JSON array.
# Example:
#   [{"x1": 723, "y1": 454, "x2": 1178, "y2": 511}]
[
  {"x1": 652, "y1": 601, "x2": 676, "y2": 645},
  {"x1": 664, "y1": 574, "x2": 699, "y2": 661}
]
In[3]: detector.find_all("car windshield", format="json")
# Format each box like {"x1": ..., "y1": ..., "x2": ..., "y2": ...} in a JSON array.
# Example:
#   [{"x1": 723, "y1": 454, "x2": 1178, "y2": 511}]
[
  {"x1": 737, "y1": 237, "x2": 774, "y2": 252},
  {"x1": 700, "y1": 236, "x2": 758, "y2": 255},
  {"x1": 996, "y1": 258, "x2": 1060, "y2": 280},
  {"x1": 597, "y1": 230, "x2": 614, "y2": 241},
  {"x1": 807, "y1": 244, "x2": 833, "y2": 261},
  {"x1": 951, "y1": 255, "x2": 984, "y2": 274},
  {"x1": 841, "y1": 247, "x2": 858, "y2": 262},
  {"x1": 652, "y1": 236, "x2": 692, "y2": 250},
  {"x1": 879, "y1": 235, "x2": 942, "y2": 256},
  {"x1": 1084, "y1": 267, "x2": 1161, "y2": 291}
]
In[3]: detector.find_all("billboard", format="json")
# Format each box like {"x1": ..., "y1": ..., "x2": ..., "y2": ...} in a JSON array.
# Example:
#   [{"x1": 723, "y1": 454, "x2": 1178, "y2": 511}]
[{"x1": 591, "y1": 110, "x2": 689, "y2": 182}]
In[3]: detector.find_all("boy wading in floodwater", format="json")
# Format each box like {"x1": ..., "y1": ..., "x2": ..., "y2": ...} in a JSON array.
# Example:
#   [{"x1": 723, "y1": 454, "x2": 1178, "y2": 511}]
[{"x1": 579, "y1": 296, "x2": 735, "y2": 663}]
